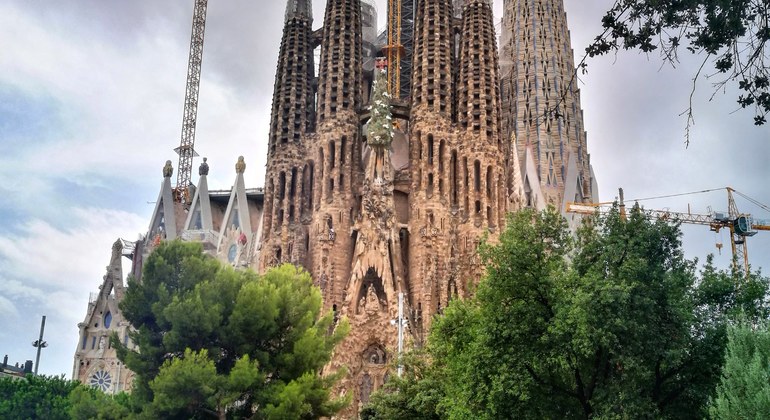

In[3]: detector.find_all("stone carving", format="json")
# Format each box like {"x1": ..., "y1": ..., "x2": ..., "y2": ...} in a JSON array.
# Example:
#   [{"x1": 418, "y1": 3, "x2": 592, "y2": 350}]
[
  {"x1": 359, "y1": 372, "x2": 373, "y2": 406},
  {"x1": 96, "y1": 336, "x2": 105, "y2": 357},
  {"x1": 363, "y1": 343, "x2": 386, "y2": 365},
  {"x1": 199, "y1": 157, "x2": 209, "y2": 176},
  {"x1": 162, "y1": 160, "x2": 173, "y2": 178},
  {"x1": 360, "y1": 283, "x2": 381, "y2": 315},
  {"x1": 235, "y1": 156, "x2": 246, "y2": 174}
]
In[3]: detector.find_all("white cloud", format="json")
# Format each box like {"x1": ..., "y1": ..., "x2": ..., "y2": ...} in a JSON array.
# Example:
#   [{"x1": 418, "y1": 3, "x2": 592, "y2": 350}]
[
  {"x1": 0, "y1": 294, "x2": 18, "y2": 319},
  {"x1": 0, "y1": 207, "x2": 145, "y2": 375}
]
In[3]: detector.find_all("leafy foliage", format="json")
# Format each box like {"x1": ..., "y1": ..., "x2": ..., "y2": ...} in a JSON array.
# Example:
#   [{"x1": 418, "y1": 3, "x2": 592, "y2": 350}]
[
  {"x1": 709, "y1": 320, "x2": 770, "y2": 418},
  {"x1": 0, "y1": 374, "x2": 79, "y2": 420},
  {"x1": 113, "y1": 241, "x2": 349, "y2": 419},
  {"x1": 586, "y1": 0, "x2": 770, "y2": 126},
  {"x1": 363, "y1": 207, "x2": 769, "y2": 419},
  {"x1": 68, "y1": 385, "x2": 131, "y2": 420},
  {"x1": 360, "y1": 351, "x2": 444, "y2": 420}
]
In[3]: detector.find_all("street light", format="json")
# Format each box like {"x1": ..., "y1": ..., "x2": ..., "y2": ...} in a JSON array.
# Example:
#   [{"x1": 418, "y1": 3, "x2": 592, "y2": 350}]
[{"x1": 31, "y1": 315, "x2": 47, "y2": 375}]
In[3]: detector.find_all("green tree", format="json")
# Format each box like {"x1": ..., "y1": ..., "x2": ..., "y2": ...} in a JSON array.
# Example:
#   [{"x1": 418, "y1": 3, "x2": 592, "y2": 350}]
[
  {"x1": 68, "y1": 386, "x2": 131, "y2": 420},
  {"x1": 587, "y1": 0, "x2": 770, "y2": 126},
  {"x1": 359, "y1": 351, "x2": 444, "y2": 420},
  {"x1": 709, "y1": 321, "x2": 770, "y2": 418},
  {"x1": 113, "y1": 241, "x2": 349, "y2": 419},
  {"x1": 364, "y1": 207, "x2": 769, "y2": 419},
  {"x1": 0, "y1": 374, "x2": 79, "y2": 420}
]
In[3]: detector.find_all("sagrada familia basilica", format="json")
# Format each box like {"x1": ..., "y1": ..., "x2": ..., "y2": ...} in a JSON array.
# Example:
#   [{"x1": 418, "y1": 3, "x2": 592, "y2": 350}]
[{"x1": 73, "y1": 0, "x2": 598, "y2": 414}]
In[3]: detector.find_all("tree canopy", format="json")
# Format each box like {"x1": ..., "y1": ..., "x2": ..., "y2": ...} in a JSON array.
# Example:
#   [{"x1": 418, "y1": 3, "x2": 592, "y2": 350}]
[
  {"x1": 586, "y1": 0, "x2": 770, "y2": 126},
  {"x1": 0, "y1": 375, "x2": 79, "y2": 420},
  {"x1": 364, "y1": 207, "x2": 769, "y2": 419},
  {"x1": 709, "y1": 320, "x2": 770, "y2": 418},
  {"x1": 111, "y1": 241, "x2": 349, "y2": 419}
]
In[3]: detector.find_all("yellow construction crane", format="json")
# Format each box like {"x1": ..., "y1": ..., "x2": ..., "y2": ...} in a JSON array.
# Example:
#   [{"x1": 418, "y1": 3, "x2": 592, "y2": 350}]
[
  {"x1": 567, "y1": 187, "x2": 770, "y2": 275},
  {"x1": 384, "y1": 0, "x2": 404, "y2": 98},
  {"x1": 174, "y1": 0, "x2": 208, "y2": 205}
]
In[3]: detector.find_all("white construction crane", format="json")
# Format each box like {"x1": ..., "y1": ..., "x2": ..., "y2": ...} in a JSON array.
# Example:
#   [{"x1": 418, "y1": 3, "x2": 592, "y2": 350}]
[{"x1": 174, "y1": 0, "x2": 208, "y2": 204}]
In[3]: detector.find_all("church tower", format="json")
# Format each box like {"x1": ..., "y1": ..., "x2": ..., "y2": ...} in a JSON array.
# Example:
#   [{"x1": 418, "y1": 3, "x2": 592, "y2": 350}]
[
  {"x1": 500, "y1": 0, "x2": 596, "y2": 210},
  {"x1": 308, "y1": 0, "x2": 364, "y2": 316},
  {"x1": 260, "y1": 0, "x2": 315, "y2": 270},
  {"x1": 455, "y1": 0, "x2": 507, "y2": 283},
  {"x1": 407, "y1": 0, "x2": 457, "y2": 331}
]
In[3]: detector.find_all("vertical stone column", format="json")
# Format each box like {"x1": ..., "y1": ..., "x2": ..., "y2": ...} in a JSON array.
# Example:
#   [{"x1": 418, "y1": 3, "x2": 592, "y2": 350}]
[
  {"x1": 260, "y1": 0, "x2": 316, "y2": 272},
  {"x1": 310, "y1": 0, "x2": 363, "y2": 312},
  {"x1": 407, "y1": 0, "x2": 456, "y2": 329},
  {"x1": 454, "y1": 0, "x2": 506, "y2": 295}
]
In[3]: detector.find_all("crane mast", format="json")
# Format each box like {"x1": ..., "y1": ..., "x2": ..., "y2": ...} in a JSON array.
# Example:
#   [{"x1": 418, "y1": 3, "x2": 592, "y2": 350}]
[
  {"x1": 385, "y1": 0, "x2": 403, "y2": 98},
  {"x1": 567, "y1": 187, "x2": 770, "y2": 276},
  {"x1": 174, "y1": 0, "x2": 208, "y2": 204},
  {"x1": 384, "y1": 0, "x2": 414, "y2": 99}
]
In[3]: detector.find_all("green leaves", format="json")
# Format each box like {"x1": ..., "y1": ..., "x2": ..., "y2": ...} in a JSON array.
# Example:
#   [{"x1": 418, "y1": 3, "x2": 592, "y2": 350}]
[
  {"x1": 364, "y1": 207, "x2": 770, "y2": 419},
  {"x1": 112, "y1": 241, "x2": 348, "y2": 418},
  {"x1": 709, "y1": 321, "x2": 770, "y2": 418}
]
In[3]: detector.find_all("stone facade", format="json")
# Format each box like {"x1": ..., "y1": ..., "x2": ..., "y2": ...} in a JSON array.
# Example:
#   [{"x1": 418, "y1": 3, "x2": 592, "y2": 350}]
[
  {"x1": 259, "y1": 0, "x2": 528, "y2": 415},
  {"x1": 75, "y1": 0, "x2": 599, "y2": 416},
  {"x1": 73, "y1": 240, "x2": 135, "y2": 394}
]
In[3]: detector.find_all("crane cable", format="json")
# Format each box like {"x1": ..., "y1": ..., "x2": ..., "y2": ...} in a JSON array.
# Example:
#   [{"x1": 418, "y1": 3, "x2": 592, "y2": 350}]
[
  {"x1": 624, "y1": 187, "x2": 724, "y2": 204},
  {"x1": 732, "y1": 190, "x2": 770, "y2": 214}
]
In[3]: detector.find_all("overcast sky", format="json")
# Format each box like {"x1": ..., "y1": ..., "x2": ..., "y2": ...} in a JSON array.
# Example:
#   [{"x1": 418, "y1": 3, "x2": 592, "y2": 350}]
[{"x1": 1, "y1": 0, "x2": 767, "y2": 377}]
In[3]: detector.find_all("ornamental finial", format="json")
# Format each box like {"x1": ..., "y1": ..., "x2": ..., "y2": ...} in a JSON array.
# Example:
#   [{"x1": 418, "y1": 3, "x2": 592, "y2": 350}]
[{"x1": 163, "y1": 160, "x2": 173, "y2": 178}]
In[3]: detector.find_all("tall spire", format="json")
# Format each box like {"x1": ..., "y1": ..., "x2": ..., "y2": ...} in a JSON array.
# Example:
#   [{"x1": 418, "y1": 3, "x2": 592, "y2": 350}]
[
  {"x1": 410, "y1": 0, "x2": 454, "y2": 118},
  {"x1": 316, "y1": 0, "x2": 363, "y2": 124},
  {"x1": 267, "y1": 0, "x2": 316, "y2": 155},
  {"x1": 458, "y1": 0, "x2": 502, "y2": 143},
  {"x1": 500, "y1": 0, "x2": 595, "y2": 208},
  {"x1": 284, "y1": 0, "x2": 312, "y2": 23}
]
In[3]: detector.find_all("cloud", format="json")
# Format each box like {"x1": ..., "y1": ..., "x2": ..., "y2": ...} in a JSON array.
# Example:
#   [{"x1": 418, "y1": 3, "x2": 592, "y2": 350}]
[{"x1": 0, "y1": 294, "x2": 18, "y2": 319}]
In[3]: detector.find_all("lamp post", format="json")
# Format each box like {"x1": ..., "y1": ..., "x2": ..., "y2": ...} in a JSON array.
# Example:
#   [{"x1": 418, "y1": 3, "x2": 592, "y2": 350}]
[{"x1": 31, "y1": 315, "x2": 47, "y2": 375}]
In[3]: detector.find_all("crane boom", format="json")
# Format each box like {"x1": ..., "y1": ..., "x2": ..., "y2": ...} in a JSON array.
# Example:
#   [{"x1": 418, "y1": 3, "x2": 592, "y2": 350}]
[
  {"x1": 567, "y1": 187, "x2": 770, "y2": 276},
  {"x1": 175, "y1": 0, "x2": 208, "y2": 203}
]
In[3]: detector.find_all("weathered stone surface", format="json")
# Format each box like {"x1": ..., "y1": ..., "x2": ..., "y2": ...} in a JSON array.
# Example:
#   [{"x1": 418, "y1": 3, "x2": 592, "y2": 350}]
[{"x1": 76, "y1": 0, "x2": 597, "y2": 415}]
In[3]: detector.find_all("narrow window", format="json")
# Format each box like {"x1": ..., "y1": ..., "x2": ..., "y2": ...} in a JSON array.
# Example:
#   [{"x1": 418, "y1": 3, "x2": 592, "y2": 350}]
[
  {"x1": 439, "y1": 140, "x2": 445, "y2": 173},
  {"x1": 279, "y1": 172, "x2": 286, "y2": 200},
  {"x1": 308, "y1": 162, "x2": 315, "y2": 210},
  {"x1": 450, "y1": 150, "x2": 458, "y2": 206},
  {"x1": 474, "y1": 161, "x2": 481, "y2": 192},
  {"x1": 330, "y1": 142, "x2": 336, "y2": 169},
  {"x1": 340, "y1": 136, "x2": 347, "y2": 164},
  {"x1": 290, "y1": 167, "x2": 297, "y2": 198},
  {"x1": 416, "y1": 132, "x2": 422, "y2": 160},
  {"x1": 486, "y1": 166, "x2": 493, "y2": 199},
  {"x1": 428, "y1": 135, "x2": 434, "y2": 165}
]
